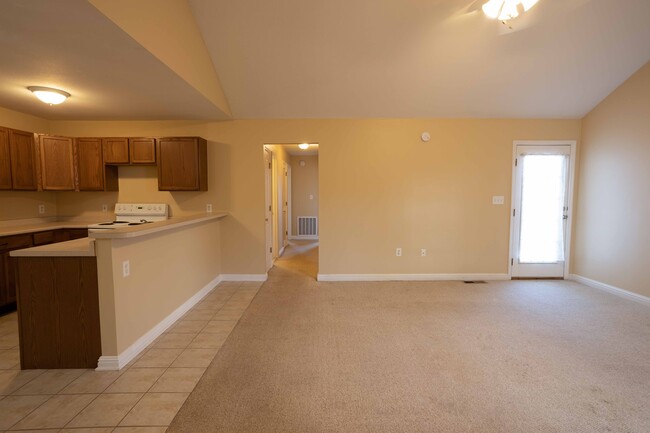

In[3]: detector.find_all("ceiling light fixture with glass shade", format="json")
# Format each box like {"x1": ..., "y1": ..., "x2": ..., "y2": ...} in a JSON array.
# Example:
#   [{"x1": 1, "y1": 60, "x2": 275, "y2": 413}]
[
  {"x1": 27, "y1": 86, "x2": 70, "y2": 105},
  {"x1": 298, "y1": 143, "x2": 310, "y2": 150},
  {"x1": 482, "y1": 0, "x2": 540, "y2": 22}
]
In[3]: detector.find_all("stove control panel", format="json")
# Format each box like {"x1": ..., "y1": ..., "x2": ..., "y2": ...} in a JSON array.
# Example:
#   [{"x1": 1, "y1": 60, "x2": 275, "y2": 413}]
[{"x1": 115, "y1": 203, "x2": 168, "y2": 217}]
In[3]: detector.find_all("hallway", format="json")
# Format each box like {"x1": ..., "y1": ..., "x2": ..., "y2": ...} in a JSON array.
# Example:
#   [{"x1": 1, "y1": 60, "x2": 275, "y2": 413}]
[{"x1": 274, "y1": 239, "x2": 319, "y2": 279}]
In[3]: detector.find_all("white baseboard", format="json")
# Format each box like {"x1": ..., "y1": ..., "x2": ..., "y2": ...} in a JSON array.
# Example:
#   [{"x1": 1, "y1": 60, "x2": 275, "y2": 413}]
[
  {"x1": 96, "y1": 274, "x2": 223, "y2": 371},
  {"x1": 278, "y1": 246, "x2": 286, "y2": 256},
  {"x1": 289, "y1": 235, "x2": 319, "y2": 240},
  {"x1": 569, "y1": 274, "x2": 650, "y2": 306},
  {"x1": 220, "y1": 274, "x2": 268, "y2": 282},
  {"x1": 317, "y1": 273, "x2": 510, "y2": 282}
]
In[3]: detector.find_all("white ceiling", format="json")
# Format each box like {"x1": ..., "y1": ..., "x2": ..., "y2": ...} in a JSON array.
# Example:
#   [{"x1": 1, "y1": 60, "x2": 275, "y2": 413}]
[
  {"x1": 0, "y1": 0, "x2": 649, "y2": 120},
  {"x1": 190, "y1": 0, "x2": 650, "y2": 119}
]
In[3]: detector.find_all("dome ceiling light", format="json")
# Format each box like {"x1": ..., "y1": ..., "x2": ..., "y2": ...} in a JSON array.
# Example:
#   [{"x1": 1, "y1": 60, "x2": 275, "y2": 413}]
[
  {"x1": 298, "y1": 143, "x2": 310, "y2": 150},
  {"x1": 27, "y1": 86, "x2": 70, "y2": 105},
  {"x1": 482, "y1": 0, "x2": 540, "y2": 22}
]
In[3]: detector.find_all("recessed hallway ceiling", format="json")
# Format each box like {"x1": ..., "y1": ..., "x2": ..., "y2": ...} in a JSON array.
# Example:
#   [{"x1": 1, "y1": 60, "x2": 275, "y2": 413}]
[
  {"x1": 190, "y1": 0, "x2": 650, "y2": 119},
  {"x1": 0, "y1": 0, "x2": 648, "y2": 120}
]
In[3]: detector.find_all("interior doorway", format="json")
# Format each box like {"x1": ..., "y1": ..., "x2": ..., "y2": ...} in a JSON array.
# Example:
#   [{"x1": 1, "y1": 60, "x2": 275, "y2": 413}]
[
  {"x1": 510, "y1": 141, "x2": 576, "y2": 279},
  {"x1": 263, "y1": 143, "x2": 319, "y2": 274}
]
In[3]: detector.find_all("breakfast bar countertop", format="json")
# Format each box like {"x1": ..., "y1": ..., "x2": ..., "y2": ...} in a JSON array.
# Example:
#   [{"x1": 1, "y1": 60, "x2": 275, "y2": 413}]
[
  {"x1": 89, "y1": 212, "x2": 228, "y2": 239},
  {"x1": 10, "y1": 237, "x2": 96, "y2": 257}
]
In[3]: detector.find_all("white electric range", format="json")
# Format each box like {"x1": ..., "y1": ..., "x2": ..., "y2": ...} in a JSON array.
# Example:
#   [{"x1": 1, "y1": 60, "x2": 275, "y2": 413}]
[{"x1": 88, "y1": 203, "x2": 169, "y2": 230}]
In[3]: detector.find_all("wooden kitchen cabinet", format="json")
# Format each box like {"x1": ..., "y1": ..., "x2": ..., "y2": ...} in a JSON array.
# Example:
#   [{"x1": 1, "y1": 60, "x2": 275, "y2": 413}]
[
  {"x1": 39, "y1": 135, "x2": 76, "y2": 191},
  {"x1": 157, "y1": 137, "x2": 208, "y2": 191},
  {"x1": 76, "y1": 138, "x2": 118, "y2": 191},
  {"x1": 0, "y1": 233, "x2": 33, "y2": 309},
  {"x1": 0, "y1": 127, "x2": 12, "y2": 190},
  {"x1": 129, "y1": 138, "x2": 156, "y2": 164},
  {"x1": 102, "y1": 137, "x2": 130, "y2": 164},
  {"x1": 8, "y1": 129, "x2": 39, "y2": 190}
]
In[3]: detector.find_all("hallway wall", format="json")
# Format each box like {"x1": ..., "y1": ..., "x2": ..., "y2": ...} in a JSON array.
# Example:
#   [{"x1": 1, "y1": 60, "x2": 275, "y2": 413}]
[{"x1": 290, "y1": 155, "x2": 319, "y2": 237}]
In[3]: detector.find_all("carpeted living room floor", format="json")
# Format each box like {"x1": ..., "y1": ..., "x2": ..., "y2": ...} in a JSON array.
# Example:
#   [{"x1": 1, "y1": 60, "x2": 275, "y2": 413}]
[{"x1": 168, "y1": 241, "x2": 650, "y2": 433}]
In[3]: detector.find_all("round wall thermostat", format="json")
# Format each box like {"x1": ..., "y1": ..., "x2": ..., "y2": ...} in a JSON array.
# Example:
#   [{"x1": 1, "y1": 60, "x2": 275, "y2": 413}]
[{"x1": 421, "y1": 132, "x2": 431, "y2": 142}]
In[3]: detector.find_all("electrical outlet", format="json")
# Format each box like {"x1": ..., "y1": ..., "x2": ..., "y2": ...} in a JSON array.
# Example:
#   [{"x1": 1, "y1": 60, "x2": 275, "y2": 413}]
[
  {"x1": 102, "y1": 204, "x2": 108, "y2": 212},
  {"x1": 395, "y1": 248, "x2": 402, "y2": 257},
  {"x1": 492, "y1": 196, "x2": 505, "y2": 205},
  {"x1": 38, "y1": 204, "x2": 45, "y2": 214},
  {"x1": 421, "y1": 249, "x2": 427, "y2": 257},
  {"x1": 122, "y1": 260, "x2": 130, "y2": 277},
  {"x1": 206, "y1": 203, "x2": 213, "y2": 213}
]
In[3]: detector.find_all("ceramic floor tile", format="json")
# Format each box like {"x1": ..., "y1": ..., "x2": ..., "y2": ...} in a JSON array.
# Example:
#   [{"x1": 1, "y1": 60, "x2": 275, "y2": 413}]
[
  {"x1": 0, "y1": 370, "x2": 45, "y2": 395},
  {"x1": 192, "y1": 300, "x2": 225, "y2": 311},
  {"x1": 187, "y1": 332, "x2": 228, "y2": 349},
  {"x1": 12, "y1": 393, "x2": 97, "y2": 430},
  {"x1": 105, "y1": 369, "x2": 165, "y2": 394},
  {"x1": 149, "y1": 368, "x2": 206, "y2": 393},
  {"x1": 66, "y1": 393, "x2": 143, "y2": 428},
  {"x1": 112, "y1": 426, "x2": 168, "y2": 432},
  {"x1": 151, "y1": 333, "x2": 193, "y2": 350},
  {"x1": 170, "y1": 348, "x2": 218, "y2": 368},
  {"x1": 167, "y1": 320, "x2": 207, "y2": 334},
  {"x1": 0, "y1": 394, "x2": 50, "y2": 430},
  {"x1": 60, "y1": 428, "x2": 114, "y2": 432},
  {"x1": 119, "y1": 393, "x2": 188, "y2": 427},
  {"x1": 130, "y1": 349, "x2": 182, "y2": 369},
  {"x1": 0, "y1": 349, "x2": 20, "y2": 369},
  {"x1": 181, "y1": 310, "x2": 215, "y2": 321},
  {"x1": 0, "y1": 333, "x2": 19, "y2": 349},
  {"x1": 60, "y1": 370, "x2": 123, "y2": 394},
  {"x1": 201, "y1": 320, "x2": 237, "y2": 334},
  {"x1": 211, "y1": 310, "x2": 245, "y2": 321},
  {"x1": 14, "y1": 370, "x2": 87, "y2": 395}
]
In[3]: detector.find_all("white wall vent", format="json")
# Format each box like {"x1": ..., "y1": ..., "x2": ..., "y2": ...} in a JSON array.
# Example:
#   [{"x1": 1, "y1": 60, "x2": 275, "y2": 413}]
[{"x1": 297, "y1": 216, "x2": 318, "y2": 237}]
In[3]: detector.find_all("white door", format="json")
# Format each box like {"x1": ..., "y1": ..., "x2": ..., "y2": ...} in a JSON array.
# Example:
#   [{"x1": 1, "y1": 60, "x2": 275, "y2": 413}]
[
  {"x1": 511, "y1": 144, "x2": 574, "y2": 278},
  {"x1": 264, "y1": 148, "x2": 273, "y2": 270},
  {"x1": 282, "y1": 162, "x2": 289, "y2": 249}
]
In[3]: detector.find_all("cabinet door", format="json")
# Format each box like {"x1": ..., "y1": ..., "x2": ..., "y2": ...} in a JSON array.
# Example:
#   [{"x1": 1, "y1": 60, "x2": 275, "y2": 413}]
[
  {"x1": 76, "y1": 138, "x2": 104, "y2": 190},
  {"x1": 157, "y1": 137, "x2": 207, "y2": 191},
  {"x1": 9, "y1": 129, "x2": 38, "y2": 190},
  {"x1": 0, "y1": 234, "x2": 32, "y2": 308},
  {"x1": 39, "y1": 135, "x2": 76, "y2": 191},
  {"x1": 102, "y1": 138, "x2": 129, "y2": 164},
  {"x1": 129, "y1": 138, "x2": 156, "y2": 164},
  {"x1": 0, "y1": 127, "x2": 12, "y2": 190}
]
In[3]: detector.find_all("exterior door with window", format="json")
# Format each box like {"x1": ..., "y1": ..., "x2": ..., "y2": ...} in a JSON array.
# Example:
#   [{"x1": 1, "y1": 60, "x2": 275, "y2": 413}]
[{"x1": 511, "y1": 144, "x2": 573, "y2": 278}]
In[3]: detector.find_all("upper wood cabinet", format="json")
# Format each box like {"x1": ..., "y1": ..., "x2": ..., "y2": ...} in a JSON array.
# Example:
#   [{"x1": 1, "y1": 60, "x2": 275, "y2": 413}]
[
  {"x1": 8, "y1": 129, "x2": 39, "y2": 190},
  {"x1": 0, "y1": 127, "x2": 11, "y2": 190},
  {"x1": 102, "y1": 138, "x2": 129, "y2": 164},
  {"x1": 157, "y1": 137, "x2": 207, "y2": 191},
  {"x1": 39, "y1": 135, "x2": 76, "y2": 191},
  {"x1": 76, "y1": 138, "x2": 118, "y2": 191},
  {"x1": 129, "y1": 138, "x2": 156, "y2": 164}
]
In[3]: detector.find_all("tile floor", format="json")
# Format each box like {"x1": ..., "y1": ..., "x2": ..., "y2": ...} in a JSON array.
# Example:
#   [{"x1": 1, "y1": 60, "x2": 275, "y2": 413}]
[{"x1": 0, "y1": 280, "x2": 262, "y2": 432}]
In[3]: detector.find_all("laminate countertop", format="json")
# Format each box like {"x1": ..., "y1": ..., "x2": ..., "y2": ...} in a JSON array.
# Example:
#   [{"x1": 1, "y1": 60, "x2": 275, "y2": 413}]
[
  {"x1": 10, "y1": 237, "x2": 96, "y2": 257},
  {"x1": 89, "y1": 213, "x2": 228, "y2": 239},
  {"x1": 0, "y1": 219, "x2": 97, "y2": 237}
]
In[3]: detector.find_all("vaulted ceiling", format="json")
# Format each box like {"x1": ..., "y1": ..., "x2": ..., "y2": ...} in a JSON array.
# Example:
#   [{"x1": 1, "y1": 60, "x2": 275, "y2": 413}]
[{"x1": 0, "y1": 0, "x2": 649, "y2": 120}]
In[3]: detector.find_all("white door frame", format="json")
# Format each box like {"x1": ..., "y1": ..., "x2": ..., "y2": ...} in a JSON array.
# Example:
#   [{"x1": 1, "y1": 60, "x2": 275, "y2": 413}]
[
  {"x1": 264, "y1": 147, "x2": 274, "y2": 271},
  {"x1": 286, "y1": 164, "x2": 292, "y2": 240},
  {"x1": 509, "y1": 140, "x2": 577, "y2": 279}
]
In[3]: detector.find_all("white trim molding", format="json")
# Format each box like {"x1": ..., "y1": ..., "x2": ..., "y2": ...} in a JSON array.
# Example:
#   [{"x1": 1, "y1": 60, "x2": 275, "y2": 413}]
[
  {"x1": 96, "y1": 274, "x2": 223, "y2": 371},
  {"x1": 569, "y1": 274, "x2": 650, "y2": 306},
  {"x1": 220, "y1": 273, "x2": 268, "y2": 282},
  {"x1": 317, "y1": 273, "x2": 510, "y2": 282}
]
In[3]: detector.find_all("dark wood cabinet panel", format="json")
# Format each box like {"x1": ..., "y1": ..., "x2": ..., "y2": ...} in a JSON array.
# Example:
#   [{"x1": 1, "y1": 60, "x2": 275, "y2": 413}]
[
  {"x1": 9, "y1": 129, "x2": 39, "y2": 190},
  {"x1": 129, "y1": 138, "x2": 156, "y2": 164},
  {"x1": 16, "y1": 256, "x2": 101, "y2": 369},
  {"x1": 102, "y1": 137, "x2": 129, "y2": 164},
  {"x1": 157, "y1": 137, "x2": 207, "y2": 191},
  {"x1": 0, "y1": 127, "x2": 12, "y2": 190},
  {"x1": 39, "y1": 135, "x2": 76, "y2": 191},
  {"x1": 0, "y1": 234, "x2": 33, "y2": 309},
  {"x1": 33, "y1": 230, "x2": 56, "y2": 246},
  {"x1": 76, "y1": 138, "x2": 119, "y2": 191}
]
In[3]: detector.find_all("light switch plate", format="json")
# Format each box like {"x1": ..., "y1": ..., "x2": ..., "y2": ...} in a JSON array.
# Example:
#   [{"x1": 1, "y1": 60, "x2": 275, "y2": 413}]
[
  {"x1": 492, "y1": 196, "x2": 505, "y2": 205},
  {"x1": 122, "y1": 260, "x2": 130, "y2": 277}
]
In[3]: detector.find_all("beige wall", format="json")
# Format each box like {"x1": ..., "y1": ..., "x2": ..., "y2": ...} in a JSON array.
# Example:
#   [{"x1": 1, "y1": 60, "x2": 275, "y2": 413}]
[
  {"x1": 573, "y1": 61, "x2": 650, "y2": 297},
  {"x1": 0, "y1": 107, "x2": 56, "y2": 221},
  {"x1": 96, "y1": 219, "x2": 222, "y2": 355},
  {"x1": 290, "y1": 155, "x2": 319, "y2": 237},
  {"x1": 50, "y1": 118, "x2": 580, "y2": 277}
]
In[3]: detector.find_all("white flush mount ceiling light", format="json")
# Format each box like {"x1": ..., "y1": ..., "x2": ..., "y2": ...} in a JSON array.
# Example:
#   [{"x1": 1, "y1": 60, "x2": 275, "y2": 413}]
[
  {"x1": 482, "y1": 0, "x2": 540, "y2": 21},
  {"x1": 27, "y1": 86, "x2": 70, "y2": 105},
  {"x1": 298, "y1": 143, "x2": 310, "y2": 150}
]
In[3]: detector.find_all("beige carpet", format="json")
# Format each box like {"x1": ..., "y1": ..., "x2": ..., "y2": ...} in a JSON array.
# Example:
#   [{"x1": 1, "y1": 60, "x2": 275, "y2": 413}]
[{"x1": 168, "y1": 242, "x2": 650, "y2": 433}]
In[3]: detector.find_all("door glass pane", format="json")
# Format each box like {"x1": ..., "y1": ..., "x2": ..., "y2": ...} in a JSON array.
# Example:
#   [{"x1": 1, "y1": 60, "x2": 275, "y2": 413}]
[{"x1": 519, "y1": 154, "x2": 567, "y2": 263}]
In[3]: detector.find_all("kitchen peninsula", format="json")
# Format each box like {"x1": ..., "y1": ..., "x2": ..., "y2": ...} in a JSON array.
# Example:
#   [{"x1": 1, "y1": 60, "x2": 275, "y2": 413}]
[{"x1": 11, "y1": 212, "x2": 227, "y2": 370}]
